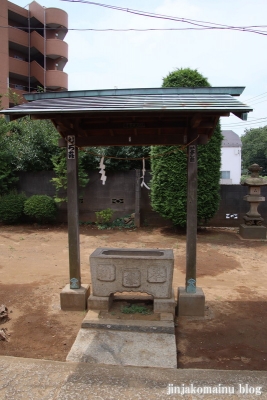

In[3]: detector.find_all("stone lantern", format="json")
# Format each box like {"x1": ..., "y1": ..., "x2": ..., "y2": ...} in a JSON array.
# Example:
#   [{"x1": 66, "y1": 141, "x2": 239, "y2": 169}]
[{"x1": 240, "y1": 164, "x2": 267, "y2": 239}]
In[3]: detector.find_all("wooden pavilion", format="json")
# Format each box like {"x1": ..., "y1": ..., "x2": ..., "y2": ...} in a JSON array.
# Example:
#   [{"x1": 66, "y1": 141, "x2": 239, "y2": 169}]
[{"x1": 2, "y1": 87, "x2": 252, "y2": 314}]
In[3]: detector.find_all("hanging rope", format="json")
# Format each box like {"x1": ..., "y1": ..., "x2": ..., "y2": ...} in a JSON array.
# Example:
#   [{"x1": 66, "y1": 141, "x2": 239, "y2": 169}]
[
  {"x1": 64, "y1": 135, "x2": 199, "y2": 186},
  {"x1": 99, "y1": 156, "x2": 107, "y2": 185},
  {"x1": 140, "y1": 158, "x2": 150, "y2": 190}
]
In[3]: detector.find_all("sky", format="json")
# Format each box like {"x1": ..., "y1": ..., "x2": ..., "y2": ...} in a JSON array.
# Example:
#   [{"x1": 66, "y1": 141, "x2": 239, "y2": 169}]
[{"x1": 11, "y1": 0, "x2": 267, "y2": 137}]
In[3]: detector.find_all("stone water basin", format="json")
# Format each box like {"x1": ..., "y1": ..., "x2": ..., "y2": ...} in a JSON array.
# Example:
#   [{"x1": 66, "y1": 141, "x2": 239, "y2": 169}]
[{"x1": 89, "y1": 247, "x2": 174, "y2": 299}]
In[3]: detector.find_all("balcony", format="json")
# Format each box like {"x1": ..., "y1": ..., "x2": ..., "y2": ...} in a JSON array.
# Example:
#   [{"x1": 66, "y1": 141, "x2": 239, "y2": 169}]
[
  {"x1": 9, "y1": 26, "x2": 28, "y2": 48},
  {"x1": 30, "y1": 61, "x2": 68, "y2": 90},
  {"x1": 29, "y1": 2, "x2": 68, "y2": 34},
  {"x1": 45, "y1": 8, "x2": 68, "y2": 31},
  {"x1": 46, "y1": 39, "x2": 68, "y2": 60},
  {"x1": 8, "y1": 2, "x2": 28, "y2": 19},
  {"x1": 30, "y1": 31, "x2": 44, "y2": 55},
  {"x1": 30, "y1": 32, "x2": 68, "y2": 62},
  {"x1": 30, "y1": 60, "x2": 45, "y2": 86},
  {"x1": 46, "y1": 70, "x2": 68, "y2": 90},
  {"x1": 9, "y1": 57, "x2": 29, "y2": 78}
]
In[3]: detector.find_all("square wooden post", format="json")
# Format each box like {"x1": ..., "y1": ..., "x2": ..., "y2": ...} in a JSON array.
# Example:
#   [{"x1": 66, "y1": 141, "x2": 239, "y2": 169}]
[
  {"x1": 185, "y1": 143, "x2": 197, "y2": 293},
  {"x1": 177, "y1": 140, "x2": 205, "y2": 316},
  {"x1": 66, "y1": 135, "x2": 81, "y2": 289},
  {"x1": 60, "y1": 135, "x2": 89, "y2": 311}
]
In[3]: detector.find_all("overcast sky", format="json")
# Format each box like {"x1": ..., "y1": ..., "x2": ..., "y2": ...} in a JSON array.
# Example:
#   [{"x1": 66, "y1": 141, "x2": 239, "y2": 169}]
[{"x1": 13, "y1": 0, "x2": 267, "y2": 136}]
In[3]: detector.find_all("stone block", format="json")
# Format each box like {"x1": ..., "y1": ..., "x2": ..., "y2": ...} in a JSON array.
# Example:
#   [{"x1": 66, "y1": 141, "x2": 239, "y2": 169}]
[
  {"x1": 239, "y1": 224, "x2": 266, "y2": 239},
  {"x1": 89, "y1": 248, "x2": 174, "y2": 299},
  {"x1": 81, "y1": 311, "x2": 174, "y2": 334},
  {"x1": 66, "y1": 328, "x2": 177, "y2": 368},
  {"x1": 177, "y1": 287, "x2": 205, "y2": 317},
  {"x1": 60, "y1": 284, "x2": 90, "y2": 311},
  {"x1": 154, "y1": 289, "x2": 176, "y2": 315},
  {"x1": 87, "y1": 293, "x2": 114, "y2": 311},
  {"x1": 160, "y1": 313, "x2": 174, "y2": 322}
]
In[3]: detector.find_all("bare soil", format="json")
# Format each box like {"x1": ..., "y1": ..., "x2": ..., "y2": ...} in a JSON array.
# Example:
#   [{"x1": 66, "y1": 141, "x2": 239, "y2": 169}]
[{"x1": 0, "y1": 224, "x2": 267, "y2": 370}]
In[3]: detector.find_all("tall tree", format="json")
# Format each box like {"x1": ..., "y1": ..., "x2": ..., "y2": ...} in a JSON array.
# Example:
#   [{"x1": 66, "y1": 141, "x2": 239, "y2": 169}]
[
  {"x1": 0, "y1": 117, "x2": 18, "y2": 195},
  {"x1": 241, "y1": 126, "x2": 267, "y2": 175},
  {"x1": 150, "y1": 68, "x2": 223, "y2": 227},
  {"x1": 4, "y1": 117, "x2": 60, "y2": 171}
]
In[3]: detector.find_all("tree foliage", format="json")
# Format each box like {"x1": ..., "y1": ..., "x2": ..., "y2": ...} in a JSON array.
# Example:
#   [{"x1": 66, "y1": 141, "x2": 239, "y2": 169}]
[
  {"x1": 80, "y1": 146, "x2": 150, "y2": 171},
  {"x1": 24, "y1": 195, "x2": 57, "y2": 223},
  {"x1": 150, "y1": 68, "x2": 222, "y2": 227},
  {"x1": 241, "y1": 126, "x2": 267, "y2": 175},
  {"x1": 162, "y1": 67, "x2": 210, "y2": 88},
  {"x1": 0, "y1": 192, "x2": 27, "y2": 223},
  {"x1": 5, "y1": 117, "x2": 60, "y2": 171},
  {"x1": 0, "y1": 117, "x2": 18, "y2": 195},
  {"x1": 51, "y1": 148, "x2": 89, "y2": 203}
]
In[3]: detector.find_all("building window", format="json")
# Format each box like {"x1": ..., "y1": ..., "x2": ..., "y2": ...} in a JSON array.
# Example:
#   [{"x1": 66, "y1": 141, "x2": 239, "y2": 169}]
[
  {"x1": 221, "y1": 171, "x2": 230, "y2": 179},
  {"x1": 15, "y1": 84, "x2": 24, "y2": 90}
]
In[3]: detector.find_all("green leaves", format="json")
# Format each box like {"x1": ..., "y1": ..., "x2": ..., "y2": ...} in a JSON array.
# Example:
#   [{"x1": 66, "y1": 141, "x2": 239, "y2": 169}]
[
  {"x1": 0, "y1": 192, "x2": 27, "y2": 223},
  {"x1": 0, "y1": 117, "x2": 18, "y2": 195},
  {"x1": 5, "y1": 117, "x2": 60, "y2": 172},
  {"x1": 150, "y1": 68, "x2": 222, "y2": 227},
  {"x1": 24, "y1": 195, "x2": 57, "y2": 223},
  {"x1": 80, "y1": 146, "x2": 150, "y2": 171},
  {"x1": 162, "y1": 68, "x2": 210, "y2": 88},
  {"x1": 51, "y1": 148, "x2": 89, "y2": 203},
  {"x1": 241, "y1": 126, "x2": 267, "y2": 175}
]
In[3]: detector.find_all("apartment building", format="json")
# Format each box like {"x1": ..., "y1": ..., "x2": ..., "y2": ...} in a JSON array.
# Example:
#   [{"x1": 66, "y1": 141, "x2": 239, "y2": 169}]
[{"x1": 0, "y1": 0, "x2": 68, "y2": 108}]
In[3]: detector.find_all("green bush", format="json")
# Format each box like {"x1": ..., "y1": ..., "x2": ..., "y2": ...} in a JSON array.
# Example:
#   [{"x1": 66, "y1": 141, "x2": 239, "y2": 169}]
[
  {"x1": 95, "y1": 208, "x2": 113, "y2": 227},
  {"x1": 0, "y1": 192, "x2": 27, "y2": 224},
  {"x1": 24, "y1": 195, "x2": 57, "y2": 223}
]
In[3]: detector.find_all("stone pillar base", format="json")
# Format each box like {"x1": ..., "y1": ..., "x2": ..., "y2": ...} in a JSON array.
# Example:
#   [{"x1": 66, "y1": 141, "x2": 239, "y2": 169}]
[
  {"x1": 177, "y1": 287, "x2": 205, "y2": 317},
  {"x1": 87, "y1": 293, "x2": 114, "y2": 311},
  {"x1": 239, "y1": 224, "x2": 266, "y2": 239},
  {"x1": 60, "y1": 284, "x2": 90, "y2": 311},
  {"x1": 154, "y1": 290, "x2": 176, "y2": 316}
]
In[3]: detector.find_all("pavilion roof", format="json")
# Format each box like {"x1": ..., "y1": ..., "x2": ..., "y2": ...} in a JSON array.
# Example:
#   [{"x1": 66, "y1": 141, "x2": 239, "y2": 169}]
[{"x1": 1, "y1": 87, "x2": 253, "y2": 146}]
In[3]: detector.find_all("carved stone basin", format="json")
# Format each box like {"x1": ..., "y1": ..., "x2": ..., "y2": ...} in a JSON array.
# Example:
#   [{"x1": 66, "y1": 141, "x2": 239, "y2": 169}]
[{"x1": 89, "y1": 247, "x2": 174, "y2": 299}]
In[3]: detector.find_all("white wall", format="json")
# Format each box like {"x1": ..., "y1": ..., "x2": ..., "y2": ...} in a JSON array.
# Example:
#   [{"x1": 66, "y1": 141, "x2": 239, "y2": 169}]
[{"x1": 220, "y1": 147, "x2": 241, "y2": 184}]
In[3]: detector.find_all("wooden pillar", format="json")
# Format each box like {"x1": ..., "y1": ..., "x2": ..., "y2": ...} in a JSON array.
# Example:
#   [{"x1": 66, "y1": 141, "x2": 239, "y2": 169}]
[
  {"x1": 185, "y1": 142, "x2": 197, "y2": 293},
  {"x1": 135, "y1": 169, "x2": 141, "y2": 228},
  {"x1": 66, "y1": 135, "x2": 81, "y2": 289}
]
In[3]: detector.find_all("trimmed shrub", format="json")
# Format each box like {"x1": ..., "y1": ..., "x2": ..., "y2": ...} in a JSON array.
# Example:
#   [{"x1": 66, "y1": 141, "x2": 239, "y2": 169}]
[
  {"x1": 150, "y1": 68, "x2": 223, "y2": 227},
  {"x1": 24, "y1": 195, "x2": 57, "y2": 223},
  {"x1": 95, "y1": 208, "x2": 113, "y2": 227},
  {"x1": 0, "y1": 192, "x2": 27, "y2": 224}
]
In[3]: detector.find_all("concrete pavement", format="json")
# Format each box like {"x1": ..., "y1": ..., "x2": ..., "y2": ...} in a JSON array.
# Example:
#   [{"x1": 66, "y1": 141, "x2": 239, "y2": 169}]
[{"x1": 0, "y1": 356, "x2": 267, "y2": 399}]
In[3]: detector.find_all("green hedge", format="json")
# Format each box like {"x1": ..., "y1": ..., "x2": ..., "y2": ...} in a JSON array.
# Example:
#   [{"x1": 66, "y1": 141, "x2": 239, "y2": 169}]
[
  {"x1": 0, "y1": 192, "x2": 27, "y2": 224},
  {"x1": 24, "y1": 195, "x2": 57, "y2": 223}
]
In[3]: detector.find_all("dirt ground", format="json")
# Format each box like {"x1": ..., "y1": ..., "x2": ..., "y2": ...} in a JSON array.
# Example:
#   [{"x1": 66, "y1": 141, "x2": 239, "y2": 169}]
[{"x1": 0, "y1": 224, "x2": 267, "y2": 370}]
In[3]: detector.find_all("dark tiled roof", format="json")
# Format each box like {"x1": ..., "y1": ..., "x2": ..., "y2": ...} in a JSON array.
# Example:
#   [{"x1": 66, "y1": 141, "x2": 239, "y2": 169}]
[{"x1": 2, "y1": 87, "x2": 252, "y2": 118}]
